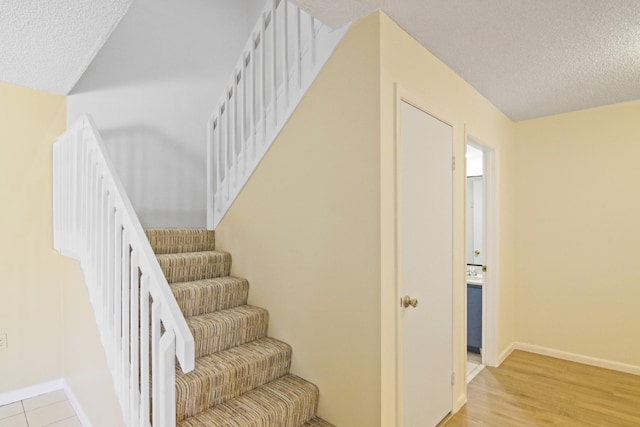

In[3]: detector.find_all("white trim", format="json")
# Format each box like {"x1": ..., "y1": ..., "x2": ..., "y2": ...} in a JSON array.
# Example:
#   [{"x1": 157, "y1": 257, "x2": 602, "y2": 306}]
[
  {"x1": 454, "y1": 393, "x2": 467, "y2": 413},
  {"x1": 466, "y1": 364, "x2": 485, "y2": 384},
  {"x1": 498, "y1": 342, "x2": 516, "y2": 366},
  {"x1": 0, "y1": 378, "x2": 64, "y2": 406},
  {"x1": 63, "y1": 380, "x2": 93, "y2": 427},
  {"x1": 513, "y1": 342, "x2": 640, "y2": 376},
  {"x1": 465, "y1": 136, "x2": 498, "y2": 368}
]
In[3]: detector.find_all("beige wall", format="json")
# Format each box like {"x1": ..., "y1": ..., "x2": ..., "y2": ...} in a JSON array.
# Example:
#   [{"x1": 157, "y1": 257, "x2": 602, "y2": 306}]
[
  {"x1": 0, "y1": 82, "x2": 123, "y2": 425},
  {"x1": 378, "y1": 13, "x2": 517, "y2": 423},
  {"x1": 63, "y1": 272, "x2": 125, "y2": 427},
  {"x1": 0, "y1": 83, "x2": 68, "y2": 392},
  {"x1": 214, "y1": 15, "x2": 382, "y2": 427},
  {"x1": 515, "y1": 101, "x2": 640, "y2": 369}
]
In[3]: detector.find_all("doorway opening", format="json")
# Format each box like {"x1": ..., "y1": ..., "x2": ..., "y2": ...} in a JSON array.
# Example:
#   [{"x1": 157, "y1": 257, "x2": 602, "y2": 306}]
[{"x1": 465, "y1": 138, "x2": 497, "y2": 384}]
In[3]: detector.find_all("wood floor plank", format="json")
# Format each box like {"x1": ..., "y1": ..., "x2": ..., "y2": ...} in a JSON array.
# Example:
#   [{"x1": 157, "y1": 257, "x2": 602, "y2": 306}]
[{"x1": 444, "y1": 350, "x2": 640, "y2": 427}]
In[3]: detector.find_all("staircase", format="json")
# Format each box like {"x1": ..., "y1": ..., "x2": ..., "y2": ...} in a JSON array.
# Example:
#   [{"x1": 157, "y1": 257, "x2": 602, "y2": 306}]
[{"x1": 145, "y1": 228, "x2": 334, "y2": 427}]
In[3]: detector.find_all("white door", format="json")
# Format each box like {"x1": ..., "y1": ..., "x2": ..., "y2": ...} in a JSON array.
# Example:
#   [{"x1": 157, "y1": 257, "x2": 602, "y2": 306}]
[{"x1": 399, "y1": 101, "x2": 453, "y2": 427}]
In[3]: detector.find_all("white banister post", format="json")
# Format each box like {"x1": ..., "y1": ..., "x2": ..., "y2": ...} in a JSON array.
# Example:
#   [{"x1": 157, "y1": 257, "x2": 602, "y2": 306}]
[{"x1": 159, "y1": 329, "x2": 177, "y2": 427}]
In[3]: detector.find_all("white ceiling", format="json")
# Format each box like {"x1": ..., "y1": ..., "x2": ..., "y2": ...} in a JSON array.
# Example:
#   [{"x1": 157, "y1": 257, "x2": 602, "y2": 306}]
[
  {"x1": 0, "y1": 0, "x2": 133, "y2": 94},
  {"x1": 1, "y1": 0, "x2": 639, "y2": 120},
  {"x1": 294, "y1": 0, "x2": 640, "y2": 121}
]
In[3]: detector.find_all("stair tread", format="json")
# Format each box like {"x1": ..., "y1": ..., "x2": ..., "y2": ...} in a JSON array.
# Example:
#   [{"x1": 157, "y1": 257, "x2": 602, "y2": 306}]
[
  {"x1": 145, "y1": 228, "x2": 215, "y2": 254},
  {"x1": 176, "y1": 337, "x2": 292, "y2": 421},
  {"x1": 157, "y1": 251, "x2": 231, "y2": 283},
  {"x1": 177, "y1": 375, "x2": 319, "y2": 427},
  {"x1": 171, "y1": 276, "x2": 249, "y2": 317},
  {"x1": 187, "y1": 305, "x2": 269, "y2": 357}
]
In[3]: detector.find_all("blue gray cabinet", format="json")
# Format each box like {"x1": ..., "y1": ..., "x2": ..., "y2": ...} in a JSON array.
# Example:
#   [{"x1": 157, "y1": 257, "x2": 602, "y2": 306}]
[{"x1": 467, "y1": 284, "x2": 482, "y2": 354}]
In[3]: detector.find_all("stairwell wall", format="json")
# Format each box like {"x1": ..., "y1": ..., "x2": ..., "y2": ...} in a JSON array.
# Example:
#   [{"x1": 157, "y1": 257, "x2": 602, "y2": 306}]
[
  {"x1": 214, "y1": 15, "x2": 382, "y2": 427},
  {"x1": 0, "y1": 83, "x2": 68, "y2": 393},
  {"x1": 67, "y1": 0, "x2": 263, "y2": 228}
]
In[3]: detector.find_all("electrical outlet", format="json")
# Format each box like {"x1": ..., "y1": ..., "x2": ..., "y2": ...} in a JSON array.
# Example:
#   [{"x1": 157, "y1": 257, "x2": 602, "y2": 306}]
[{"x1": 0, "y1": 333, "x2": 7, "y2": 350}]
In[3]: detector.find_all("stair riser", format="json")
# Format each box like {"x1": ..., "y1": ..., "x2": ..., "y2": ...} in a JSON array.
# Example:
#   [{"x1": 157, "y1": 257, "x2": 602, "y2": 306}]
[
  {"x1": 157, "y1": 252, "x2": 231, "y2": 284},
  {"x1": 177, "y1": 375, "x2": 319, "y2": 427},
  {"x1": 188, "y1": 307, "x2": 269, "y2": 358},
  {"x1": 145, "y1": 228, "x2": 216, "y2": 254},
  {"x1": 172, "y1": 278, "x2": 249, "y2": 317}
]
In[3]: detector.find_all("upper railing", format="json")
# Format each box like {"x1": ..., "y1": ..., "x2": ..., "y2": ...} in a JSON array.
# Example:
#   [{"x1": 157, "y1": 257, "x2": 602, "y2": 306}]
[
  {"x1": 53, "y1": 115, "x2": 194, "y2": 427},
  {"x1": 207, "y1": 0, "x2": 349, "y2": 229}
]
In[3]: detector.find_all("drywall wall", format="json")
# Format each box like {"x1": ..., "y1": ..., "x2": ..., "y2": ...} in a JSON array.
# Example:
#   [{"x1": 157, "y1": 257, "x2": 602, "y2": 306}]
[
  {"x1": 515, "y1": 101, "x2": 640, "y2": 369},
  {"x1": 214, "y1": 15, "x2": 382, "y2": 427},
  {"x1": 63, "y1": 270, "x2": 125, "y2": 427},
  {"x1": 67, "y1": 0, "x2": 265, "y2": 227},
  {"x1": 0, "y1": 83, "x2": 68, "y2": 392},
  {"x1": 378, "y1": 13, "x2": 517, "y2": 423}
]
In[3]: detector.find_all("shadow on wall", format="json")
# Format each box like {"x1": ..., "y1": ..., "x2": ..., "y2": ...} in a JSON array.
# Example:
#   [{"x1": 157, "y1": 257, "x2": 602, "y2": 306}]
[{"x1": 101, "y1": 125, "x2": 205, "y2": 227}]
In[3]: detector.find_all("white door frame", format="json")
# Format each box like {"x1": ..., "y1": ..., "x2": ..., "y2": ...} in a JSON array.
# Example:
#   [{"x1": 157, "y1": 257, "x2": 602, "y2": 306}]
[
  {"x1": 466, "y1": 135, "x2": 498, "y2": 368},
  {"x1": 395, "y1": 85, "x2": 456, "y2": 426}
]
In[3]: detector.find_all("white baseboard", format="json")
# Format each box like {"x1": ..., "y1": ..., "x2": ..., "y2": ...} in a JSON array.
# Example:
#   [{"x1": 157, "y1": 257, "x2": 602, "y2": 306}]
[
  {"x1": 453, "y1": 393, "x2": 467, "y2": 413},
  {"x1": 512, "y1": 342, "x2": 640, "y2": 376},
  {"x1": 497, "y1": 342, "x2": 515, "y2": 367},
  {"x1": 0, "y1": 379, "x2": 65, "y2": 406},
  {"x1": 63, "y1": 380, "x2": 93, "y2": 427}
]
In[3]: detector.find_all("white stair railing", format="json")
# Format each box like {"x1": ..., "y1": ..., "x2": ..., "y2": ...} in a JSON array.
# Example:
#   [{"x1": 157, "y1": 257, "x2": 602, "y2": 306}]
[
  {"x1": 53, "y1": 115, "x2": 195, "y2": 427},
  {"x1": 207, "y1": 0, "x2": 350, "y2": 229}
]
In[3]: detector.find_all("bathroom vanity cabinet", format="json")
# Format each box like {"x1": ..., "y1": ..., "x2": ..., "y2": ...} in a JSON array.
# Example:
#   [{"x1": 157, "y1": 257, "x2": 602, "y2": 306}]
[{"x1": 467, "y1": 283, "x2": 482, "y2": 354}]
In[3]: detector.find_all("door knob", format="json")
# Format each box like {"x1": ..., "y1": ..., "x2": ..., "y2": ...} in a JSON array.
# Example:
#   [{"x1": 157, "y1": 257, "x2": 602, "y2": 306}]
[{"x1": 403, "y1": 295, "x2": 419, "y2": 308}]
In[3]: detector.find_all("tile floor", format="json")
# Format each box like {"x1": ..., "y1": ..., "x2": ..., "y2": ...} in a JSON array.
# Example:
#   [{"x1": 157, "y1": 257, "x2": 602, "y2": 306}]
[
  {"x1": 466, "y1": 351, "x2": 484, "y2": 383},
  {"x1": 0, "y1": 390, "x2": 80, "y2": 427}
]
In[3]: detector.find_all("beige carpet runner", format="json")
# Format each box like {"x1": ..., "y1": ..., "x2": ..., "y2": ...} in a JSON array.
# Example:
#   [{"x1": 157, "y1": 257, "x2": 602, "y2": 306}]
[{"x1": 144, "y1": 228, "x2": 335, "y2": 427}]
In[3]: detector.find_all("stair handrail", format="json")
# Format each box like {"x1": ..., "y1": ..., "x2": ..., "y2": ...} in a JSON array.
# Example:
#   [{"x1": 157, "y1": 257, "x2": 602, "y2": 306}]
[
  {"x1": 53, "y1": 115, "x2": 194, "y2": 427},
  {"x1": 206, "y1": 0, "x2": 350, "y2": 229}
]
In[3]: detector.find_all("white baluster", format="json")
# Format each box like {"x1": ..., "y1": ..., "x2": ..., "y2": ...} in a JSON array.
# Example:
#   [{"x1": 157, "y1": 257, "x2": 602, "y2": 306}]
[
  {"x1": 282, "y1": 0, "x2": 289, "y2": 108},
  {"x1": 250, "y1": 44, "x2": 256, "y2": 159},
  {"x1": 129, "y1": 250, "x2": 140, "y2": 427},
  {"x1": 271, "y1": 0, "x2": 277, "y2": 126},
  {"x1": 261, "y1": 15, "x2": 267, "y2": 143},
  {"x1": 120, "y1": 228, "x2": 131, "y2": 421},
  {"x1": 113, "y1": 210, "x2": 123, "y2": 400},
  {"x1": 310, "y1": 15, "x2": 316, "y2": 67},
  {"x1": 296, "y1": 7, "x2": 302, "y2": 89},
  {"x1": 140, "y1": 274, "x2": 150, "y2": 426},
  {"x1": 151, "y1": 301, "x2": 161, "y2": 425},
  {"x1": 215, "y1": 114, "x2": 222, "y2": 213}
]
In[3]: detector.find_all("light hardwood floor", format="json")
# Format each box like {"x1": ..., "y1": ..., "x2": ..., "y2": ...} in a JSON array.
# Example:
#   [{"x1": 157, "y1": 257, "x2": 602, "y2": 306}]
[{"x1": 444, "y1": 350, "x2": 640, "y2": 426}]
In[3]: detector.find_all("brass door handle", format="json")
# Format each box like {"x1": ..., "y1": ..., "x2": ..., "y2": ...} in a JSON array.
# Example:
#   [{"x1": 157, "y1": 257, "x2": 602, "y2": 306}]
[{"x1": 403, "y1": 295, "x2": 419, "y2": 308}]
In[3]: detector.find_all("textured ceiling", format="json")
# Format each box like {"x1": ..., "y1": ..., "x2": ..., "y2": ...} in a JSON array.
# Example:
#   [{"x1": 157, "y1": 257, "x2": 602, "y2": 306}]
[
  {"x1": 2, "y1": 0, "x2": 639, "y2": 119},
  {"x1": 294, "y1": 0, "x2": 640, "y2": 120},
  {"x1": 0, "y1": 0, "x2": 133, "y2": 94}
]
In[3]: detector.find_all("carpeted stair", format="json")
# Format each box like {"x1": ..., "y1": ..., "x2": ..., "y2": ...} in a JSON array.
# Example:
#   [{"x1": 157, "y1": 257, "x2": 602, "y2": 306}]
[{"x1": 145, "y1": 228, "x2": 334, "y2": 427}]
